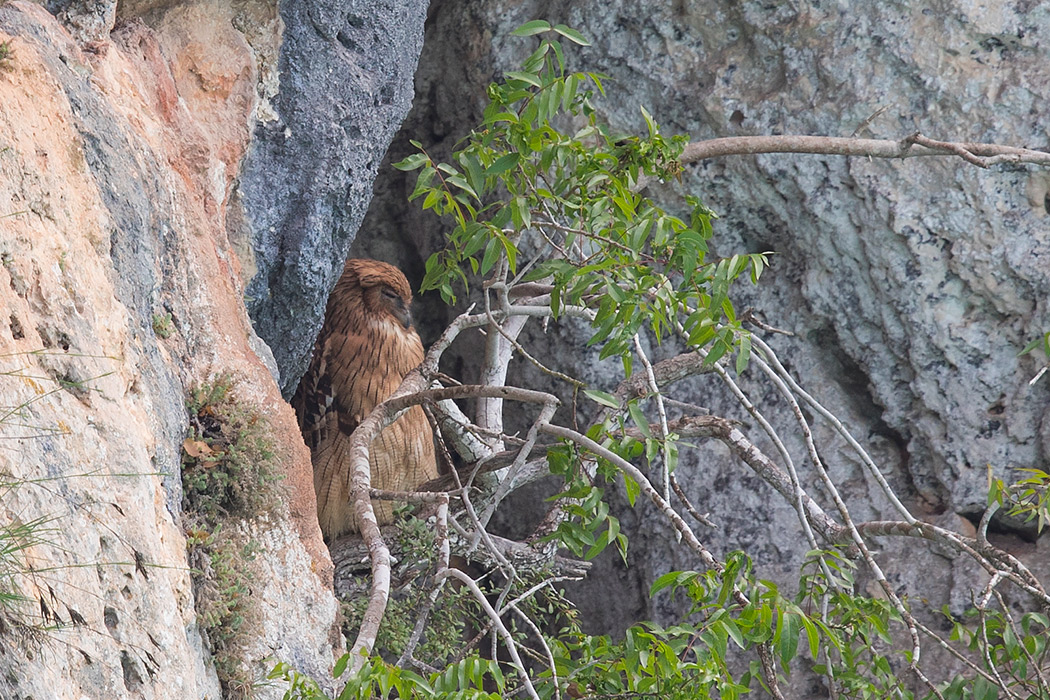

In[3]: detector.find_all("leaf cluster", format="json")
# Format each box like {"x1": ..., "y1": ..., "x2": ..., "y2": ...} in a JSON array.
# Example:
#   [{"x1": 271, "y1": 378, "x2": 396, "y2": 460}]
[
  {"x1": 988, "y1": 469, "x2": 1050, "y2": 534},
  {"x1": 339, "y1": 514, "x2": 481, "y2": 666},
  {"x1": 394, "y1": 23, "x2": 767, "y2": 376},
  {"x1": 942, "y1": 607, "x2": 1050, "y2": 700},
  {"x1": 544, "y1": 442, "x2": 628, "y2": 563}
]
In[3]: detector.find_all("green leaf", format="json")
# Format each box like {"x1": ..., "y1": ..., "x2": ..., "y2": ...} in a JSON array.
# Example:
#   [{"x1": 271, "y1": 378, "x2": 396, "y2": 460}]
[
  {"x1": 550, "y1": 36, "x2": 565, "y2": 72},
  {"x1": 703, "y1": 327, "x2": 734, "y2": 365},
  {"x1": 511, "y1": 19, "x2": 552, "y2": 37},
  {"x1": 510, "y1": 195, "x2": 532, "y2": 230},
  {"x1": 392, "y1": 152, "x2": 428, "y2": 171},
  {"x1": 505, "y1": 70, "x2": 542, "y2": 88},
  {"x1": 724, "y1": 618, "x2": 745, "y2": 650},
  {"x1": 972, "y1": 676, "x2": 998, "y2": 700},
  {"x1": 640, "y1": 105, "x2": 657, "y2": 139},
  {"x1": 460, "y1": 153, "x2": 485, "y2": 195},
  {"x1": 800, "y1": 614, "x2": 819, "y2": 659},
  {"x1": 735, "y1": 333, "x2": 751, "y2": 374},
  {"x1": 604, "y1": 279, "x2": 627, "y2": 302},
  {"x1": 562, "y1": 73, "x2": 578, "y2": 111},
  {"x1": 486, "y1": 152, "x2": 520, "y2": 176},
  {"x1": 622, "y1": 472, "x2": 640, "y2": 506},
  {"x1": 445, "y1": 174, "x2": 479, "y2": 201},
  {"x1": 552, "y1": 24, "x2": 591, "y2": 46},
  {"x1": 628, "y1": 402, "x2": 651, "y2": 439},
  {"x1": 779, "y1": 612, "x2": 800, "y2": 665},
  {"x1": 665, "y1": 441, "x2": 678, "y2": 474},
  {"x1": 409, "y1": 165, "x2": 436, "y2": 200},
  {"x1": 1019, "y1": 331, "x2": 1050, "y2": 356},
  {"x1": 500, "y1": 234, "x2": 518, "y2": 272},
  {"x1": 484, "y1": 111, "x2": 519, "y2": 125},
  {"x1": 583, "y1": 389, "x2": 621, "y2": 408},
  {"x1": 480, "y1": 237, "x2": 502, "y2": 275}
]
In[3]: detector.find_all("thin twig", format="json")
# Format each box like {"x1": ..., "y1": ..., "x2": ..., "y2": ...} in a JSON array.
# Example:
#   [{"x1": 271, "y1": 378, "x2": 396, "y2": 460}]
[
  {"x1": 438, "y1": 568, "x2": 541, "y2": 700},
  {"x1": 669, "y1": 473, "x2": 716, "y2": 528},
  {"x1": 632, "y1": 335, "x2": 672, "y2": 503}
]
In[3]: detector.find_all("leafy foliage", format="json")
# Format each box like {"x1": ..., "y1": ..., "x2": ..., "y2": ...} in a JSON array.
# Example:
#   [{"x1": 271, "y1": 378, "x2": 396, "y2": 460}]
[
  {"x1": 182, "y1": 374, "x2": 282, "y2": 525},
  {"x1": 394, "y1": 23, "x2": 767, "y2": 375},
  {"x1": 989, "y1": 469, "x2": 1050, "y2": 534},
  {"x1": 339, "y1": 513, "x2": 481, "y2": 666}
]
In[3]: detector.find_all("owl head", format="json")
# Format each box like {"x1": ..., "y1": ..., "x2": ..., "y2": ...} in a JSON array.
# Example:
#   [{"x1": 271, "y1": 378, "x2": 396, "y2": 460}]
[{"x1": 344, "y1": 258, "x2": 415, "y2": 329}]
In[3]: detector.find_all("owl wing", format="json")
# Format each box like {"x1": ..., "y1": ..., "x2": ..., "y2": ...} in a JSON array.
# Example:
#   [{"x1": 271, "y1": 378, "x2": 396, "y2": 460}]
[{"x1": 293, "y1": 326, "x2": 364, "y2": 453}]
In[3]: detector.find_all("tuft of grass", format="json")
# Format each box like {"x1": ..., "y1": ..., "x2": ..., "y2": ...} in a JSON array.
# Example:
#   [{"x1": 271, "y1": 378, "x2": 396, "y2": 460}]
[
  {"x1": 181, "y1": 375, "x2": 283, "y2": 699},
  {"x1": 0, "y1": 41, "x2": 12, "y2": 67},
  {"x1": 151, "y1": 312, "x2": 175, "y2": 339},
  {"x1": 181, "y1": 375, "x2": 282, "y2": 524},
  {"x1": 0, "y1": 477, "x2": 55, "y2": 645}
]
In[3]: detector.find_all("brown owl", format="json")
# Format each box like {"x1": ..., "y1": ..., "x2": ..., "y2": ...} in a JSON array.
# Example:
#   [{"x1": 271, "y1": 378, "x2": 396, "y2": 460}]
[{"x1": 292, "y1": 258, "x2": 437, "y2": 541}]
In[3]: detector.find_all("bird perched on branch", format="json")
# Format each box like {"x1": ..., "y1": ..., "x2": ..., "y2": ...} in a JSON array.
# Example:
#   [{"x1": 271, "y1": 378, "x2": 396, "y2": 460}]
[{"x1": 292, "y1": 259, "x2": 437, "y2": 541}]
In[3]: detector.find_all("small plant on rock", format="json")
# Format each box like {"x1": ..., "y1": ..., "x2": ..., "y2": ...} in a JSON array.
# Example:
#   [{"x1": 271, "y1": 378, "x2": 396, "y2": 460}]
[
  {"x1": 181, "y1": 374, "x2": 283, "y2": 699},
  {"x1": 151, "y1": 312, "x2": 175, "y2": 339}
]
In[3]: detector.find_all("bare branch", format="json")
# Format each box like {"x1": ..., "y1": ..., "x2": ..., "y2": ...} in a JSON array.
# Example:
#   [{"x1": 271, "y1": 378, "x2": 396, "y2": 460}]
[
  {"x1": 614, "y1": 351, "x2": 716, "y2": 402},
  {"x1": 752, "y1": 336, "x2": 916, "y2": 524},
  {"x1": 632, "y1": 334, "x2": 672, "y2": 502},
  {"x1": 677, "y1": 134, "x2": 1050, "y2": 168},
  {"x1": 343, "y1": 369, "x2": 429, "y2": 670},
  {"x1": 669, "y1": 473, "x2": 716, "y2": 529},
  {"x1": 622, "y1": 414, "x2": 844, "y2": 542},
  {"x1": 850, "y1": 520, "x2": 1050, "y2": 606},
  {"x1": 437, "y1": 568, "x2": 541, "y2": 700}
]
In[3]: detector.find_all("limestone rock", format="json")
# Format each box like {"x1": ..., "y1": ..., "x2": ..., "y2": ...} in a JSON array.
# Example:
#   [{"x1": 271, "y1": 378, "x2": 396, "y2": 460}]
[
  {"x1": 235, "y1": 0, "x2": 430, "y2": 396},
  {"x1": 0, "y1": 2, "x2": 344, "y2": 697}
]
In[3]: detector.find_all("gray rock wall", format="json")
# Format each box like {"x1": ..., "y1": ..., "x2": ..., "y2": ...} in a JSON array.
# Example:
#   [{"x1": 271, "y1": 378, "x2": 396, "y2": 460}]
[{"x1": 236, "y1": 0, "x2": 429, "y2": 396}]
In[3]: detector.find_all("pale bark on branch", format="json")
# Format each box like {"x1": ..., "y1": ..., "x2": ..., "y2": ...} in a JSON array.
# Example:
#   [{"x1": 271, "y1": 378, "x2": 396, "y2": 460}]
[{"x1": 678, "y1": 133, "x2": 1050, "y2": 168}]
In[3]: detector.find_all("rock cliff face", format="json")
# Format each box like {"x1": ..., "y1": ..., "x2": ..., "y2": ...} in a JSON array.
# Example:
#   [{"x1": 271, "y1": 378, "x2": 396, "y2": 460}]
[
  {"x1": 0, "y1": 0, "x2": 425, "y2": 697},
  {"x1": 2, "y1": 0, "x2": 1049, "y2": 695},
  {"x1": 355, "y1": 0, "x2": 1050, "y2": 635},
  {"x1": 236, "y1": 0, "x2": 428, "y2": 396}
]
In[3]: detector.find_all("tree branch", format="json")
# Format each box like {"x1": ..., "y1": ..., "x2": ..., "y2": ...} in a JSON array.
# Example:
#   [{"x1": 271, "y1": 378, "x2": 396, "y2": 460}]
[
  {"x1": 623, "y1": 415, "x2": 844, "y2": 543},
  {"x1": 677, "y1": 133, "x2": 1050, "y2": 168}
]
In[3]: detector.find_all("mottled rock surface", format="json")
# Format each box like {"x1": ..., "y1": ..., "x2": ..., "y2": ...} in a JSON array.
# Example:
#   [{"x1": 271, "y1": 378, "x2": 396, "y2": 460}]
[
  {"x1": 0, "y1": 2, "x2": 341, "y2": 697},
  {"x1": 235, "y1": 0, "x2": 429, "y2": 396},
  {"x1": 354, "y1": 0, "x2": 1050, "y2": 643}
]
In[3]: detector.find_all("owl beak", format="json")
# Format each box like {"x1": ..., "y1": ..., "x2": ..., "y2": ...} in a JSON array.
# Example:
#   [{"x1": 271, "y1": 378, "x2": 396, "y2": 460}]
[{"x1": 395, "y1": 302, "x2": 412, "y2": 329}]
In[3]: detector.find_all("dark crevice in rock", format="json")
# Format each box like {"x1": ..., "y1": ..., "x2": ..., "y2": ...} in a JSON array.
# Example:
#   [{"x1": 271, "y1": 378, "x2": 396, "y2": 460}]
[
  {"x1": 103, "y1": 606, "x2": 118, "y2": 633},
  {"x1": 119, "y1": 650, "x2": 143, "y2": 691}
]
